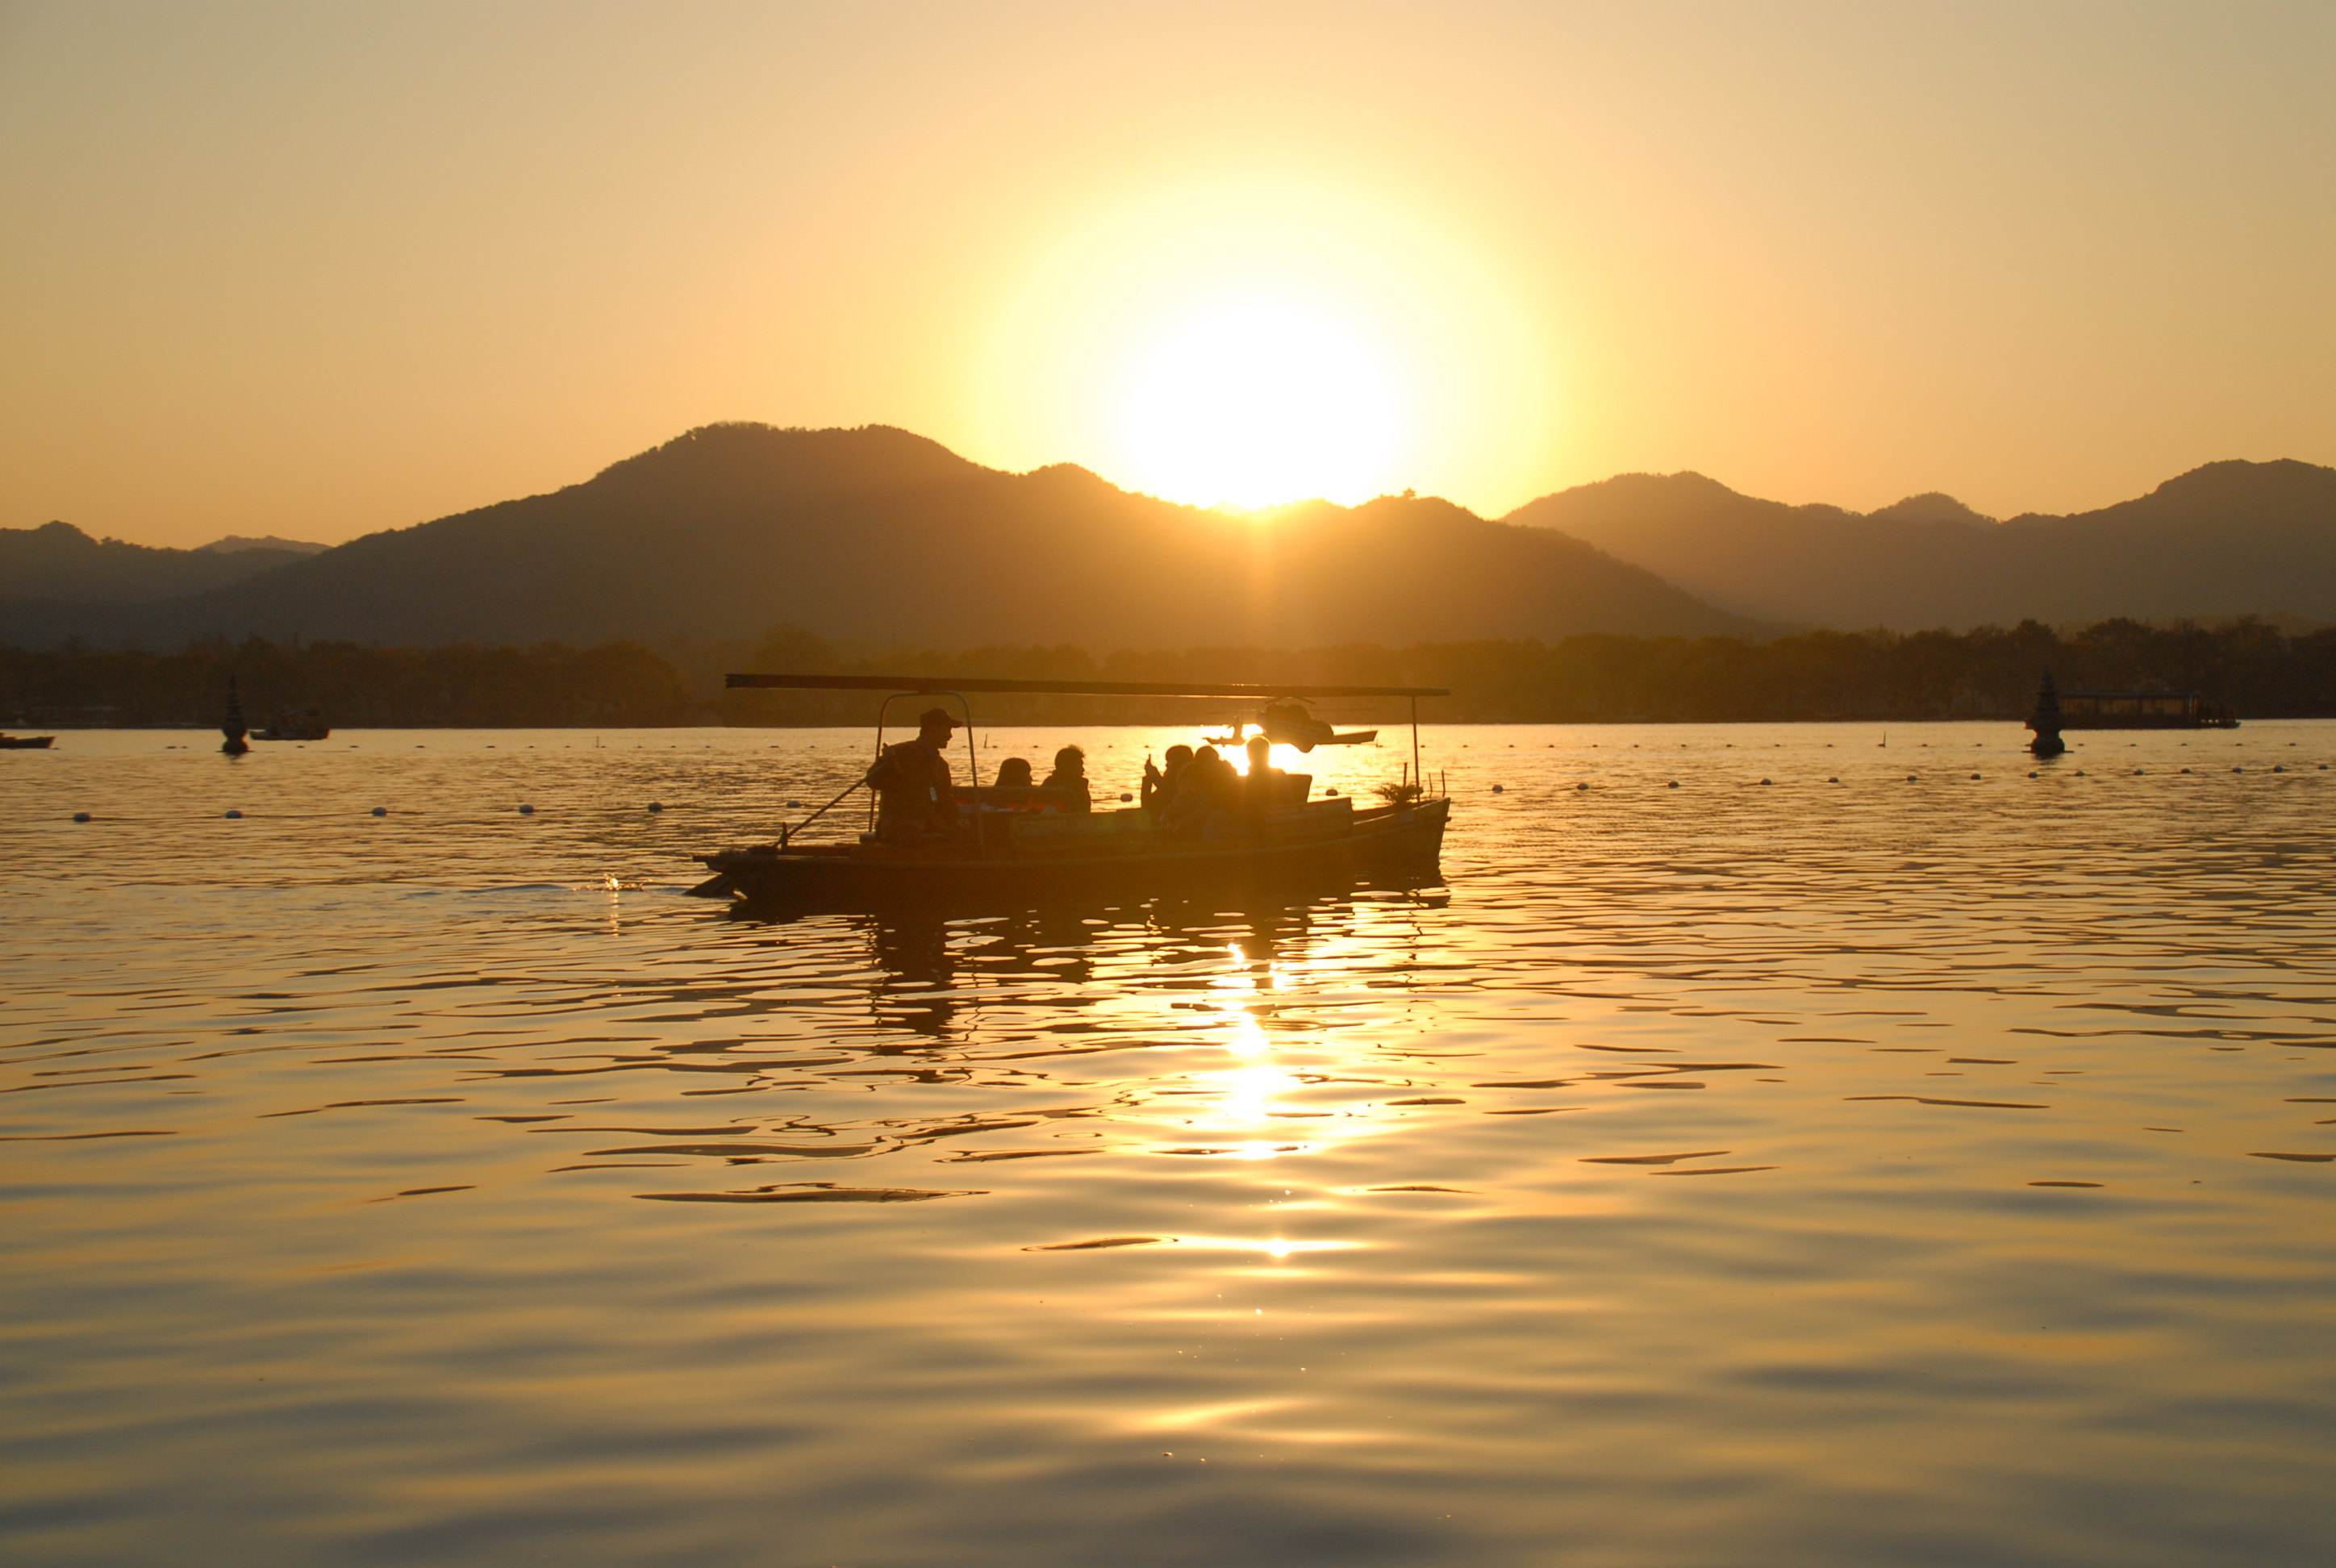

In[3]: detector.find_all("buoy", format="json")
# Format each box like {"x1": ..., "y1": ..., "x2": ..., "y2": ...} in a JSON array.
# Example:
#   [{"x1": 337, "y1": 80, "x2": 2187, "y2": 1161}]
[
  {"x1": 1575, "y1": 782, "x2": 1588, "y2": 791},
  {"x1": 519, "y1": 803, "x2": 536, "y2": 815},
  {"x1": 1667, "y1": 780, "x2": 1679, "y2": 789},
  {"x1": 1119, "y1": 792, "x2": 1134, "y2": 802},
  {"x1": 1971, "y1": 773, "x2": 1981, "y2": 780},
  {"x1": 2233, "y1": 766, "x2": 2244, "y2": 774},
  {"x1": 371, "y1": 807, "x2": 388, "y2": 817},
  {"x1": 1759, "y1": 778, "x2": 1771, "y2": 786},
  {"x1": 2272, "y1": 765, "x2": 2285, "y2": 774},
  {"x1": 225, "y1": 809, "x2": 243, "y2": 819},
  {"x1": 786, "y1": 799, "x2": 803, "y2": 809},
  {"x1": 1491, "y1": 784, "x2": 1504, "y2": 794},
  {"x1": 2027, "y1": 771, "x2": 2038, "y2": 778},
  {"x1": 648, "y1": 801, "x2": 664, "y2": 813},
  {"x1": 72, "y1": 811, "x2": 91, "y2": 823},
  {"x1": 2075, "y1": 769, "x2": 2086, "y2": 777},
  {"x1": 1828, "y1": 776, "x2": 1839, "y2": 784},
  {"x1": 2180, "y1": 768, "x2": 2192, "y2": 774},
  {"x1": 1907, "y1": 774, "x2": 1918, "y2": 782},
  {"x1": 2134, "y1": 769, "x2": 2144, "y2": 776}
]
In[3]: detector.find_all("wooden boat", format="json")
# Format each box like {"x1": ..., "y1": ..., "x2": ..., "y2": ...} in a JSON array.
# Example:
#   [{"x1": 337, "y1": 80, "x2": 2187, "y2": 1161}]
[
  {"x1": 252, "y1": 711, "x2": 331, "y2": 741},
  {"x1": 2050, "y1": 689, "x2": 2237, "y2": 730},
  {"x1": 0, "y1": 733, "x2": 56, "y2": 749},
  {"x1": 693, "y1": 673, "x2": 1451, "y2": 910}
]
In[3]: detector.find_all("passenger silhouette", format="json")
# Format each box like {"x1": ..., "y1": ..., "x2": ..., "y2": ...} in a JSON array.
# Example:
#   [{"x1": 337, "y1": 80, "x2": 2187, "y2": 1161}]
[
  {"x1": 1144, "y1": 744, "x2": 1194, "y2": 812},
  {"x1": 994, "y1": 756, "x2": 1035, "y2": 788},
  {"x1": 1041, "y1": 744, "x2": 1092, "y2": 812}
]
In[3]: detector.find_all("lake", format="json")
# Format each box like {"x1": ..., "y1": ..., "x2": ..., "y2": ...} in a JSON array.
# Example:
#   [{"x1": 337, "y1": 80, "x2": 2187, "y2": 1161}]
[{"x1": 4, "y1": 722, "x2": 2334, "y2": 1564}]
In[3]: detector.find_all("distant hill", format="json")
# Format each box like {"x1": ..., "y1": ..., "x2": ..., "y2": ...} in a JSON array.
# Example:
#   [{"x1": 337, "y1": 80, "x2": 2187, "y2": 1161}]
[
  {"x1": 199, "y1": 534, "x2": 327, "y2": 556},
  {"x1": 0, "y1": 424, "x2": 1748, "y2": 652},
  {"x1": 0, "y1": 520, "x2": 319, "y2": 607},
  {"x1": 1506, "y1": 460, "x2": 2336, "y2": 630}
]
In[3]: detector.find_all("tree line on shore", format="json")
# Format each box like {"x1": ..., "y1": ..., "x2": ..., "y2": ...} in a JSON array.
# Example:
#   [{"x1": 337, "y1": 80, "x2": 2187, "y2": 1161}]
[{"x1": 5, "y1": 618, "x2": 2332, "y2": 728}]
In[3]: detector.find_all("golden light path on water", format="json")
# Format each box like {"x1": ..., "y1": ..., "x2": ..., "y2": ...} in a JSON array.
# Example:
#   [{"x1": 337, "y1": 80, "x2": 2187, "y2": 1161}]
[{"x1": 3, "y1": 722, "x2": 2335, "y2": 1563}]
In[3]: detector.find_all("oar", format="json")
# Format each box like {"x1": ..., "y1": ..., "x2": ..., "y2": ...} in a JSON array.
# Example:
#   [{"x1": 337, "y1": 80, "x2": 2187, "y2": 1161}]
[{"x1": 781, "y1": 778, "x2": 866, "y2": 847}]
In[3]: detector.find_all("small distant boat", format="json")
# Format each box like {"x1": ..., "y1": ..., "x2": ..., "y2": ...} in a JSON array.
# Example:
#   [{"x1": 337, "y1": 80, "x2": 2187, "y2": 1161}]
[
  {"x1": 694, "y1": 673, "x2": 1450, "y2": 911},
  {"x1": 252, "y1": 711, "x2": 331, "y2": 741},
  {"x1": 0, "y1": 733, "x2": 56, "y2": 749},
  {"x1": 2050, "y1": 688, "x2": 2237, "y2": 731}
]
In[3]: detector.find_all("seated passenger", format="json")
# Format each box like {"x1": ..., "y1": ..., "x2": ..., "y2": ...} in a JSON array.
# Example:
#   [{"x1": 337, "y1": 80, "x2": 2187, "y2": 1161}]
[
  {"x1": 1166, "y1": 744, "x2": 1237, "y2": 834},
  {"x1": 1041, "y1": 744, "x2": 1092, "y2": 812},
  {"x1": 1142, "y1": 744, "x2": 1194, "y2": 813},
  {"x1": 1242, "y1": 735, "x2": 1289, "y2": 817},
  {"x1": 994, "y1": 756, "x2": 1035, "y2": 788}
]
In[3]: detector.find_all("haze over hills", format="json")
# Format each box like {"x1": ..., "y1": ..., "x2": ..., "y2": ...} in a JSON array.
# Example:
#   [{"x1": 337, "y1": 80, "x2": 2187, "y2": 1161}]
[
  {"x1": 1507, "y1": 461, "x2": 2336, "y2": 631},
  {"x1": 0, "y1": 425, "x2": 1747, "y2": 652},
  {"x1": 0, "y1": 520, "x2": 324, "y2": 607}
]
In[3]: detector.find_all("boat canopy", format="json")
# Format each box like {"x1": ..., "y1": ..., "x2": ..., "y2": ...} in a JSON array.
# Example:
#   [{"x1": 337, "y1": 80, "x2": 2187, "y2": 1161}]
[{"x1": 726, "y1": 673, "x2": 1448, "y2": 698}]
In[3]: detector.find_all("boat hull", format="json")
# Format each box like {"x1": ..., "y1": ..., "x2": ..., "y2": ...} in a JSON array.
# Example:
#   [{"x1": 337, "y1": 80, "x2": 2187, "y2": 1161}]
[
  {"x1": 695, "y1": 799, "x2": 1450, "y2": 911},
  {"x1": 0, "y1": 736, "x2": 56, "y2": 749}
]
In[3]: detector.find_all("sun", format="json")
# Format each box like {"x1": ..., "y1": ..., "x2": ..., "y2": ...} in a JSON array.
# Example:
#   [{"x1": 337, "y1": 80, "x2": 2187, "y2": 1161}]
[{"x1": 1112, "y1": 294, "x2": 1406, "y2": 511}]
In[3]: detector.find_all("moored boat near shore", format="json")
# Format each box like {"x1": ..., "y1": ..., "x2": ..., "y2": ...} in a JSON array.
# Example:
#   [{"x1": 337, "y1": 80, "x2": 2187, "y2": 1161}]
[
  {"x1": 0, "y1": 732, "x2": 56, "y2": 749},
  {"x1": 693, "y1": 673, "x2": 1451, "y2": 910}
]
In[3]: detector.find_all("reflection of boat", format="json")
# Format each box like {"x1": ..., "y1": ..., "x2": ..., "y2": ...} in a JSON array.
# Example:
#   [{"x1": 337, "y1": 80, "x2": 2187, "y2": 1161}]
[
  {"x1": 252, "y1": 710, "x2": 330, "y2": 741},
  {"x1": 695, "y1": 673, "x2": 1450, "y2": 911},
  {"x1": 0, "y1": 733, "x2": 56, "y2": 749}
]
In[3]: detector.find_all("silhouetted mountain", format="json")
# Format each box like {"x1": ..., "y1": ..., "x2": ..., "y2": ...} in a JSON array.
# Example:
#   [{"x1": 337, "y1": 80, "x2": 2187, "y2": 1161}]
[
  {"x1": 1507, "y1": 460, "x2": 2336, "y2": 629},
  {"x1": 199, "y1": 534, "x2": 327, "y2": 556},
  {"x1": 2, "y1": 424, "x2": 1747, "y2": 651},
  {"x1": 0, "y1": 520, "x2": 318, "y2": 606}
]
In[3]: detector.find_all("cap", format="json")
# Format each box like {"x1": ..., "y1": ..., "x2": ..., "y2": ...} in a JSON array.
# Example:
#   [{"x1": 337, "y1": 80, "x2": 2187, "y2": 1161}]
[{"x1": 917, "y1": 706, "x2": 958, "y2": 732}]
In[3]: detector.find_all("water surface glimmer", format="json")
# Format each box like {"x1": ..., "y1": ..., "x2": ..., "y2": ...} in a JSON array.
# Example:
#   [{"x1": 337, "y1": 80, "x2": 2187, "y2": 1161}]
[{"x1": 4, "y1": 724, "x2": 2334, "y2": 1562}]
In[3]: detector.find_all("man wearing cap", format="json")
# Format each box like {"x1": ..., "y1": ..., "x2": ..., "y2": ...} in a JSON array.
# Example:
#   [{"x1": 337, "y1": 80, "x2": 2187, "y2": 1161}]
[{"x1": 866, "y1": 706, "x2": 962, "y2": 842}]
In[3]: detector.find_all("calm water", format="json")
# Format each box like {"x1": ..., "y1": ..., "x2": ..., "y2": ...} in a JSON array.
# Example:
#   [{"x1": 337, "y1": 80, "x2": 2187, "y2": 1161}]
[{"x1": 5, "y1": 723, "x2": 2334, "y2": 1565}]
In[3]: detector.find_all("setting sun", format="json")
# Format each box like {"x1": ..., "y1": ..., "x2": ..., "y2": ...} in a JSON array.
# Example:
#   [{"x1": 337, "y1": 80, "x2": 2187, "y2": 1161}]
[{"x1": 1115, "y1": 294, "x2": 1404, "y2": 509}]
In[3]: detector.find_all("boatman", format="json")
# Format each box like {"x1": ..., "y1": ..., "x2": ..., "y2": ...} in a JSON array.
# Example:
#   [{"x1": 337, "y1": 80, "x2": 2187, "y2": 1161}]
[{"x1": 866, "y1": 706, "x2": 962, "y2": 841}]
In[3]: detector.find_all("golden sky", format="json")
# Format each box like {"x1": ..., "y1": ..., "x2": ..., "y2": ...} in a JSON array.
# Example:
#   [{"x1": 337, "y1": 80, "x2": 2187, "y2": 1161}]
[{"x1": 2, "y1": 0, "x2": 2331, "y2": 547}]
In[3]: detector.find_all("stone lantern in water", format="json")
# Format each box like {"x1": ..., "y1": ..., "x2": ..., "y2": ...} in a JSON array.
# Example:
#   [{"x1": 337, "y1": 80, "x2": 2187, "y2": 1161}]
[
  {"x1": 2026, "y1": 672, "x2": 2066, "y2": 758},
  {"x1": 221, "y1": 676, "x2": 249, "y2": 757}
]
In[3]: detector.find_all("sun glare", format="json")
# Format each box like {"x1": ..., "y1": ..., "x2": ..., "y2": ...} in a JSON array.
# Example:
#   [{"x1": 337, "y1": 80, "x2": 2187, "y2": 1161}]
[
  {"x1": 1116, "y1": 297, "x2": 1404, "y2": 510},
  {"x1": 972, "y1": 176, "x2": 1557, "y2": 518}
]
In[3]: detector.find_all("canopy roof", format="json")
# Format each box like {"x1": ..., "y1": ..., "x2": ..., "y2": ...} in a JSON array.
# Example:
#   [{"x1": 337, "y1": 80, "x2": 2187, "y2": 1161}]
[{"x1": 726, "y1": 673, "x2": 1448, "y2": 699}]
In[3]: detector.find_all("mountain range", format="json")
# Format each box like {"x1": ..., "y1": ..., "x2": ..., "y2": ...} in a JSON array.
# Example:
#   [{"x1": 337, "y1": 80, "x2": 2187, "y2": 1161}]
[
  {"x1": 0, "y1": 425, "x2": 1742, "y2": 651},
  {"x1": 1506, "y1": 460, "x2": 2336, "y2": 630},
  {"x1": 2, "y1": 427, "x2": 2330, "y2": 653}
]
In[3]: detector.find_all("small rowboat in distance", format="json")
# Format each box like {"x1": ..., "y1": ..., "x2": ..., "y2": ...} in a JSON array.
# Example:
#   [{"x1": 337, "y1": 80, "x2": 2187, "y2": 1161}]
[
  {"x1": 0, "y1": 733, "x2": 56, "y2": 749},
  {"x1": 694, "y1": 673, "x2": 1452, "y2": 911}
]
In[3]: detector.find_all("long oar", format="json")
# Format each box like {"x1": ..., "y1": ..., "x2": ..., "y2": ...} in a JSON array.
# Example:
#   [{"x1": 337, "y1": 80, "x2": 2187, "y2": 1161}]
[{"x1": 781, "y1": 777, "x2": 866, "y2": 847}]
